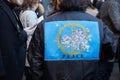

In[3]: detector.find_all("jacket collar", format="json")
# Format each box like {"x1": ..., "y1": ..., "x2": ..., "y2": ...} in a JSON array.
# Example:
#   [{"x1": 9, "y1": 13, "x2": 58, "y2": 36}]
[{"x1": 0, "y1": 1, "x2": 21, "y2": 33}]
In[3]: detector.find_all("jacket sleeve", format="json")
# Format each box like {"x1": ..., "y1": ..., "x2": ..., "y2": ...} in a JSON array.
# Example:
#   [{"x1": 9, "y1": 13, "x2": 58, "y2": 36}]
[
  {"x1": 0, "y1": 49, "x2": 5, "y2": 77},
  {"x1": 108, "y1": 1, "x2": 120, "y2": 32},
  {"x1": 102, "y1": 22, "x2": 118, "y2": 59},
  {"x1": 27, "y1": 21, "x2": 44, "y2": 80}
]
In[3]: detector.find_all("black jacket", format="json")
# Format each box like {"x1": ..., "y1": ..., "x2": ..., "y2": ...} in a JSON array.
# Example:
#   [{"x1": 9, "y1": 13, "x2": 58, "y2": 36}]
[
  {"x1": 0, "y1": 1, "x2": 27, "y2": 80},
  {"x1": 98, "y1": 0, "x2": 120, "y2": 60},
  {"x1": 28, "y1": 11, "x2": 115, "y2": 80}
]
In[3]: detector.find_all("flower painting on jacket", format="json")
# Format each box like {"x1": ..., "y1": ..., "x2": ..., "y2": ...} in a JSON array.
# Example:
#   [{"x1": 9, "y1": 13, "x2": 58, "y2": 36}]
[{"x1": 44, "y1": 21, "x2": 100, "y2": 61}]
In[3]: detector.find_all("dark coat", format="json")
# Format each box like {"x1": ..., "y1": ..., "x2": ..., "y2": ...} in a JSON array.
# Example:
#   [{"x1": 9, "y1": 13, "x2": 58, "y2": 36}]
[
  {"x1": 28, "y1": 11, "x2": 115, "y2": 80},
  {"x1": 0, "y1": 1, "x2": 27, "y2": 80},
  {"x1": 98, "y1": 0, "x2": 120, "y2": 60},
  {"x1": 0, "y1": 49, "x2": 5, "y2": 76}
]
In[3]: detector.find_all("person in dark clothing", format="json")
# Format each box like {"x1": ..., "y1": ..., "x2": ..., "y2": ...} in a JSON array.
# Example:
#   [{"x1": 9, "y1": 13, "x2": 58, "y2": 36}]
[
  {"x1": 0, "y1": 0, "x2": 27, "y2": 80},
  {"x1": 28, "y1": 0, "x2": 116, "y2": 80},
  {"x1": 98, "y1": 0, "x2": 120, "y2": 72}
]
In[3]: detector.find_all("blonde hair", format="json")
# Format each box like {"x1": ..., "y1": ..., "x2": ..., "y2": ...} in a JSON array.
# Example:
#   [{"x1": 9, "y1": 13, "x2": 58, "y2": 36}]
[{"x1": 22, "y1": 0, "x2": 40, "y2": 11}]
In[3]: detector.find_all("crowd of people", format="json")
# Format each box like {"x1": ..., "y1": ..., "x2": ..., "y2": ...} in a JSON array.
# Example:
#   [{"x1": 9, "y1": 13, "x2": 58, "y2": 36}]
[{"x1": 0, "y1": 0, "x2": 120, "y2": 80}]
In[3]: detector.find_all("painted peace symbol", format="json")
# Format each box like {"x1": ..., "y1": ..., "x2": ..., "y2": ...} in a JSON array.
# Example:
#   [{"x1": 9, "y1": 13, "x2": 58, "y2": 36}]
[{"x1": 56, "y1": 23, "x2": 89, "y2": 55}]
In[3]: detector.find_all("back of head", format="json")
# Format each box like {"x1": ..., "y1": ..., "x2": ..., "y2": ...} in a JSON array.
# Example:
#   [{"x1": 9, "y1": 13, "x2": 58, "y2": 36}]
[{"x1": 59, "y1": 0, "x2": 89, "y2": 12}]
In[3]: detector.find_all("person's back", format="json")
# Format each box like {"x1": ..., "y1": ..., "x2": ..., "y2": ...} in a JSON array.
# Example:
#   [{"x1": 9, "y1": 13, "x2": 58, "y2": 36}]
[
  {"x1": 98, "y1": 0, "x2": 120, "y2": 71},
  {"x1": 0, "y1": 0, "x2": 27, "y2": 80},
  {"x1": 28, "y1": 0, "x2": 115, "y2": 80}
]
